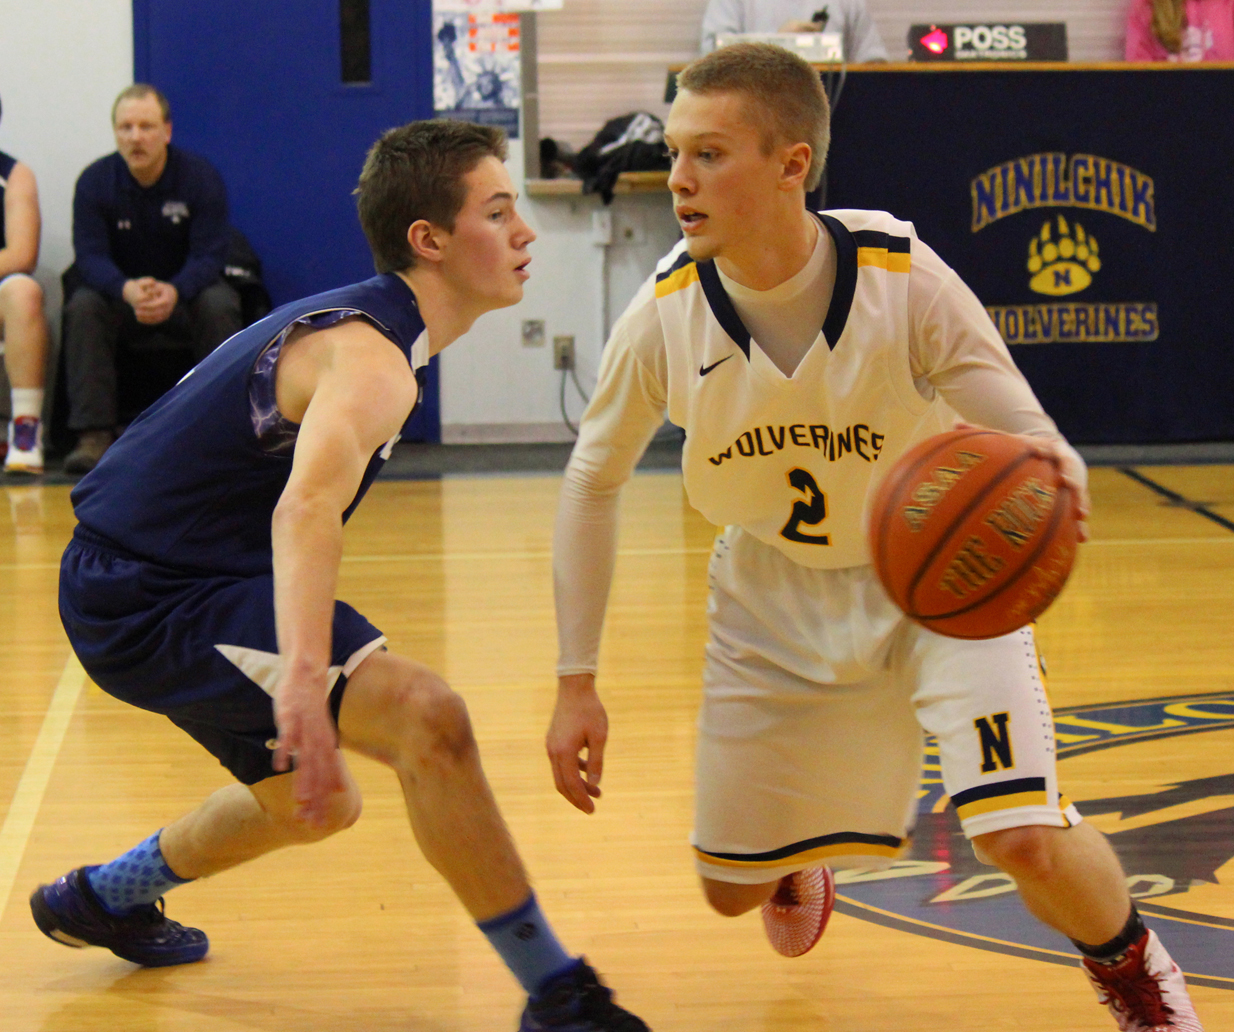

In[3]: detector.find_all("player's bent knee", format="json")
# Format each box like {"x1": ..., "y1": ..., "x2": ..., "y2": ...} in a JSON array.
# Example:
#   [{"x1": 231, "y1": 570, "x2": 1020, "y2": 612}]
[
  {"x1": 387, "y1": 669, "x2": 477, "y2": 768},
  {"x1": 287, "y1": 789, "x2": 362, "y2": 842},
  {"x1": 973, "y1": 825, "x2": 1058, "y2": 879},
  {"x1": 0, "y1": 273, "x2": 44, "y2": 316},
  {"x1": 253, "y1": 776, "x2": 363, "y2": 842},
  {"x1": 330, "y1": 785, "x2": 364, "y2": 832}
]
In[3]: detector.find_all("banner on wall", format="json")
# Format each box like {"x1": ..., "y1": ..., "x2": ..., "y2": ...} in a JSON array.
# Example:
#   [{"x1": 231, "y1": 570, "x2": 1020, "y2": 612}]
[
  {"x1": 433, "y1": 7, "x2": 523, "y2": 137},
  {"x1": 825, "y1": 68, "x2": 1234, "y2": 443},
  {"x1": 971, "y1": 152, "x2": 1158, "y2": 348}
]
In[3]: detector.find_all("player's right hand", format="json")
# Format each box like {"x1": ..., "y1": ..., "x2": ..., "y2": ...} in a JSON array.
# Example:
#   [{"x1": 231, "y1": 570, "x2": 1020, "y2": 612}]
[
  {"x1": 546, "y1": 672, "x2": 608, "y2": 814},
  {"x1": 272, "y1": 680, "x2": 346, "y2": 826}
]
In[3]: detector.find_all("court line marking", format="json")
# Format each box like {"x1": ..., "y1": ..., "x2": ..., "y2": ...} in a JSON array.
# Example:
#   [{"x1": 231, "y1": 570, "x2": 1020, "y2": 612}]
[
  {"x1": 1083, "y1": 536, "x2": 1234, "y2": 546},
  {"x1": 2, "y1": 536, "x2": 1233, "y2": 574},
  {"x1": 836, "y1": 895, "x2": 1234, "y2": 988},
  {"x1": 835, "y1": 894, "x2": 1079, "y2": 958},
  {"x1": 1135, "y1": 904, "x2": 1234, "y2": 933},
  {"x1": 340, "y1": 546, "x2": 714, "y2": 563},
  {"x1": 332, "y1": 538, "x2": 1234, "y2": 565},
  {"x1": 0, "y1": 654, "x2": 87, "y2": 913},
  {"x1": 1119, "y1": 467, "x2": 1234, "y2": 534}
]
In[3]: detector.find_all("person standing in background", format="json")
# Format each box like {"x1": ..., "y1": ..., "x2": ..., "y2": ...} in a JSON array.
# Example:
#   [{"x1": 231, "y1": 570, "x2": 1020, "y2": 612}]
[
  {"x1": 700, "y1": 0, "x2": 888, "y2": 61},
  {"x1": 1125, "y1": 0, "x2": 1234, "y2": 60},
  {"x1": 0, "y1": 96, "x2": 50, "y2": 476}
]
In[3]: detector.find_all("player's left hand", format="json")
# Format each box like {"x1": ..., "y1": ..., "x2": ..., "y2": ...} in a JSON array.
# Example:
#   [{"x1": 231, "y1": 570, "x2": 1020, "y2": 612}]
[
  {"x1": 1022, "y1": 436, "x2": 1090, "y2": 542},
  {"x1": 272, "y1": 680, "x2": 346, "y2": 826},
  {"x1": 954, "y1": 421, "x2": 1090, "y2": 543}
]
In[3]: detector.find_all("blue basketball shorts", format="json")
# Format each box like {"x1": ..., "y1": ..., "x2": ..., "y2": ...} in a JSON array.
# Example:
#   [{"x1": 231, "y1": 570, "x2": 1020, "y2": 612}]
[{"x1": 59, "y1": 526, "x2": 387, "y2": 784}]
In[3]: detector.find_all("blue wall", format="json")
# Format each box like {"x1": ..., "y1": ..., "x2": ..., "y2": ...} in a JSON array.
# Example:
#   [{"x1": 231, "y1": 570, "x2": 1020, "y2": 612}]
[{"x1": 133, "y1": 0, "x2": 440, "y2": 439}]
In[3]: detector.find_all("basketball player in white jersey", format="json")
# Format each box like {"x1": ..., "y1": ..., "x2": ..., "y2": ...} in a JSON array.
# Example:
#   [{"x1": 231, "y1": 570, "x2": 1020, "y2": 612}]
[{"x1": 547, "y1": 43, "x2": 1201, "y2": 1032}]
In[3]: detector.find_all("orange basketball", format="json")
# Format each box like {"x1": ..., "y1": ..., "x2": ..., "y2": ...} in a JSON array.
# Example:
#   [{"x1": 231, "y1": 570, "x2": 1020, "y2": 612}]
[{"x1": 869, "y1": 429, "x2": 1079, "y2": 639}]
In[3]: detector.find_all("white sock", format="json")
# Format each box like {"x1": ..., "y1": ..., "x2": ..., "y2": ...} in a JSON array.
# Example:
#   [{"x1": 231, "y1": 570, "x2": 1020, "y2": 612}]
[{"x1": 11, "y1": 387, "x2": 43, "y2": 422}]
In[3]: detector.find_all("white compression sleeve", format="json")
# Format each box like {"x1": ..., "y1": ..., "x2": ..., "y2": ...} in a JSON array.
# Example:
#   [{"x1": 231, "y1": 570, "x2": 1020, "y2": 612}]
[
  {"x1": 554, "y1": 280, "x2": 669, "y2": 674},
  {"x1": 909, "y1": 238, "x2": 1088, "y2": 492}
]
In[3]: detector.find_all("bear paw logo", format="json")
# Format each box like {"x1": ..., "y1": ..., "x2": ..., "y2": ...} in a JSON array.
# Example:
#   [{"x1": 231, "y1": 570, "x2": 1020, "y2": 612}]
[{"x1": 1027, "y1": 215, "x2": 1100, "y2": 296}]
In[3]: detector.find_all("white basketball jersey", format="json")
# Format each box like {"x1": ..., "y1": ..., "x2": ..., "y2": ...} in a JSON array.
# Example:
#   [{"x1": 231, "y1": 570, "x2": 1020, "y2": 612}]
[{"x1": 654, "y1": 209, "x2": 952, "y2": 569}]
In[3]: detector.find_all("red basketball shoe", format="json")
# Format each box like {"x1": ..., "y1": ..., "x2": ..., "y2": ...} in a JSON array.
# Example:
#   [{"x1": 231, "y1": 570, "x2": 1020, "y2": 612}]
[
  {"x1": 1082, "y1": 929, "x2": 1203, "y2": 1031},
  {"x1": 760, "y1": 866, "x2": 835, "y2": 957}
]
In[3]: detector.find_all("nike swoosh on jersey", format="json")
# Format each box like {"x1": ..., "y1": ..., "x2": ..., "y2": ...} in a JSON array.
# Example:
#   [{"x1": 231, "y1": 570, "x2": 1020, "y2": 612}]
[{"x1": 699, "y1": 355, "x2": 734, "y2": 376}]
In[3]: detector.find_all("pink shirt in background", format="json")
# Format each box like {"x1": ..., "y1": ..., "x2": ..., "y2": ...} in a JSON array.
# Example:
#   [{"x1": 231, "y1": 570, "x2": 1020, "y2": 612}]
[{"x1": 1125, "y1": 0, "x2": 1234, "y2": 60}]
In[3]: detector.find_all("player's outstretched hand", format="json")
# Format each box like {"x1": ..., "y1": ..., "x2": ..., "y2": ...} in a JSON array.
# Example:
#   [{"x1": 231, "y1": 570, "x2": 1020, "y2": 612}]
[
  {"x1": 547, "y1": 672, "x2": 607, "y2": 814},
  {"x1": 954, "y1": 421, "x2": 1090, "y2": 543},
  {"x1": 272, "y1": 681, "x2": 346, "y2": 826}
]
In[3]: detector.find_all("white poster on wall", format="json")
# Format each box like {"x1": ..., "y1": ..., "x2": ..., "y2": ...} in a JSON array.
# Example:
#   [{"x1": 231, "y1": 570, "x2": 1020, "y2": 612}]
[
  {"x1": 435, "y1": 0, "x2": 562, "y2": 10},
  {"x1": 433, "y1": 7, "x2": 524, "y2": 137}
]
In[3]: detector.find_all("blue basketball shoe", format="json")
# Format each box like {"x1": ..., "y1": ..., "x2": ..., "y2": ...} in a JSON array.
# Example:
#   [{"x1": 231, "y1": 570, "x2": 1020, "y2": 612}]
[
  {"x1": 519, "y1": 960, "x2": 650, "y2": 1031},
  {"x1": 30, "y1": 866, "x2": 209, "y2": 967}
]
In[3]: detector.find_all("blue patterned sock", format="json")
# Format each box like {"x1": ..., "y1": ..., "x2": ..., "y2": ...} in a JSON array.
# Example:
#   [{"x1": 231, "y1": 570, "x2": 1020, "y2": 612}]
[
  {"x1": 85, "y1": 831, "x2": 192, "y2": 915},
  {"x1": 477, "y1": 893, "x2": 579, "y2": 994}
]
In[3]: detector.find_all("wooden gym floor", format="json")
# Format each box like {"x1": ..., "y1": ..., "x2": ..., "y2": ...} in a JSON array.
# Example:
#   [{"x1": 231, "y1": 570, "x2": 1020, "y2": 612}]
[{"x1": 0, "y1": 464, "x2": 1230, "y2": 1031}]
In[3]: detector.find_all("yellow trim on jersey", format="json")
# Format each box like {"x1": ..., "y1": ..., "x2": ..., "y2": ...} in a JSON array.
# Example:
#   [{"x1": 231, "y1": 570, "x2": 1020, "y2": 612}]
[
  {"x1": 857, "y1": 247, "x2": 912, "y2": 274},
  {"x1": 955, "y1": 789, "x2": 1050, "y2": 821},
  {"x1": 655, "y1": 262, "x2": 700, "y2": 298},
  {"x1": 694, "y1": 840, "x2": 905, "y2": 869}
]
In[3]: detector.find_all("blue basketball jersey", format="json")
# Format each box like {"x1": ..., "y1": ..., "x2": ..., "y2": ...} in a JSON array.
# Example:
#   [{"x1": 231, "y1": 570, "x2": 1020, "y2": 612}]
[{"x1": 71, "y1": 273, "x2": 428, "y2": 577}]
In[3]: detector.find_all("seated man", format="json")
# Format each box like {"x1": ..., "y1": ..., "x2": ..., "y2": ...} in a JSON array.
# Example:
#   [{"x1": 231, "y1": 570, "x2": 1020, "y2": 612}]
[
  {"x1": 0, "y1": 98, "x2": 51, "y2": 476},
  {"x1": 700, "y1": 0, "x2": 889, "y2": 61},
  {"x1": 63, "y1": 84, "x2": 242, "y2": 474}
]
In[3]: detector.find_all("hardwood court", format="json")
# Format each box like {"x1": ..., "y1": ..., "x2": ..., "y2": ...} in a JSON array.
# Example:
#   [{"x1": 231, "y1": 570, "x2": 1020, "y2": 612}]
[{"x1": 0, "y1": 465, "x2": 1230, "y2": 1032}]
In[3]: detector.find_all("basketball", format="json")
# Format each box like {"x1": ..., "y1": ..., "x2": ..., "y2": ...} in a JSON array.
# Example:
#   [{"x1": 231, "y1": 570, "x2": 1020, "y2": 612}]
[{"x1": 869, "y1": 429, "x2": 1079, "y2": 639}]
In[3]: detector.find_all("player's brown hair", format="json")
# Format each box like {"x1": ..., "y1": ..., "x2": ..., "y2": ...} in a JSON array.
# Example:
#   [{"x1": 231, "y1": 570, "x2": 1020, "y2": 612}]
[
  {"x1": 355, "y1": 119, "x2": 508, "y2": 274},
  {"x1": 677, "y1": 42, "x2": 830, "y2": 191},
  {"x1": 112, "y1": 84, "x2": 171, "y2": 124},
  {"x1": 1150, "y1": 0, "x2": 1187, "y2": 53}
]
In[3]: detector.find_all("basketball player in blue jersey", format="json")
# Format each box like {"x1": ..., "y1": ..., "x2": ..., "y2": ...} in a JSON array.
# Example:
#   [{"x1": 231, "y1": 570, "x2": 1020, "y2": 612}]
[
  {"x1": 548, "y1": 44, "x2": 1201, "y2": 1032},
  {"x1": 29, "y1": 120, "x2": 648, "y2": 1032}
]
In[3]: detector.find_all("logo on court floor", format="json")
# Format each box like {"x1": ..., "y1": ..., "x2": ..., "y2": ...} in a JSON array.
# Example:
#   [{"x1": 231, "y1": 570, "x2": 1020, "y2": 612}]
[{"x1": 833, "y1": 691, "x2": 1234, "y2": 991}]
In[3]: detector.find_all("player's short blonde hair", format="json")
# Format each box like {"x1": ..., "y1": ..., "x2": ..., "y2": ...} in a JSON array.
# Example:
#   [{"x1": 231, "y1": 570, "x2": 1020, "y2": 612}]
[
  {"x1": 677, "y1": 42, "x2": 830, "y2": 191},
  {"x1": 355, "y1": 119, "x2": 508, "y2": 274}
]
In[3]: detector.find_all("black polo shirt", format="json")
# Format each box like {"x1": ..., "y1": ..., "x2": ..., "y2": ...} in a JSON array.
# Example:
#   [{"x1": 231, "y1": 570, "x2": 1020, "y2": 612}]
[{"x1": 72, "y1": 145, "x2": 229, "y2": 302}]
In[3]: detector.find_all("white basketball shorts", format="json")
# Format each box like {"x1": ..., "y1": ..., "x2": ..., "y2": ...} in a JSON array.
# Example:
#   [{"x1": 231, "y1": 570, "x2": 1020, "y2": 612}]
[{"x1": 693, "y1": 525, "x2": 1082, "y2": 885}]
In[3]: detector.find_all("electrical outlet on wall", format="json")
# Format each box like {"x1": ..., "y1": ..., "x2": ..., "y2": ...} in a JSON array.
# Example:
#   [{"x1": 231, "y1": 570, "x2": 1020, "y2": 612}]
[
  {"x1": 553, "y1": 335, "x2": 575, "y2": 370},
  {"x1": 591, "y1": 209, "x2": 612, "y2": 246},
  {"x1": 522, "y1": 320, "x2": 546, "y2": 347},
  {"x1": 613, "y1": 210, "x2": 646, "y2": 245}
]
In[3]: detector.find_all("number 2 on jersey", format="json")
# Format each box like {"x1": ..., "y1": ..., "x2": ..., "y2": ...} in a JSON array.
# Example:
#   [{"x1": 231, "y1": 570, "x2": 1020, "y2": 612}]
[{"x1": 779, "y1": 467, "x2": 831, "y2": 545}]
